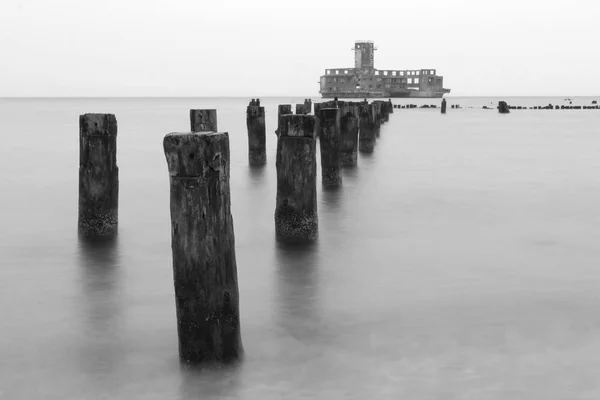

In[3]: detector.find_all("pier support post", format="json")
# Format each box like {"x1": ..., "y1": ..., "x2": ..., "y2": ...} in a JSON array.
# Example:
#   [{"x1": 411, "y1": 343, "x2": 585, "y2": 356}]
[
  {"x1": 163, "y1": 131, "x2": 243, "y2": 364},
  {"x1": 441, "y1": 99, "x2": 447, "y2": 114},
  {"x1": 246, "y1": 103, "x2": 267, "y2": 165},
  {"x1": 388, "y1": 99, "x2": 394, "y2": 114},
  {"x1": 78, "y1": 114, "x2": 119, "y2": 239},
  {"x1": 372, "y1": 101, "x2": 382, "y2": 137},
  {"x1": 276, "y1": 104, "x2": 293, "y2": 137},
  {"x1": 340, "y1": 104, "x2": 359, "y2": 166},
  {"x1": 295, "y1": 103, "x2": 308, "y2": 115},
  {"x1": 359, "y1": 104, "x2": 376, "y2": 153},
  {"x1": 304, "y1": 99, "x2": 312, "y2": 114},
  {"x1": 379, "y1": 100, "x2": 390, "y2": 122},
  {"x1": 319, "y1": 108, "x2": 342, "y2": 187},
  {"x1": 190, "y1": 109, "x2": 218, "y2": 132},
  {"x1": 275, "y1": 115, "x2": 318, "y2": 242},
  {"x1": 498, "y1": 101, "x2": 510, "y2": 114}
]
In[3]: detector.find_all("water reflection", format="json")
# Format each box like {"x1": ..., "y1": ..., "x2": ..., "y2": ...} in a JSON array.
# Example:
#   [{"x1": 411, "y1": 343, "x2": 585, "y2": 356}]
[
  {"x1": 247, "y1": 163, "x2": 266, "y2": 186},
  {"x1": 274, "y1": 241, "x2": 321, "y2": 344},
  {"x1": 178, "y1": 362, "x2": 243, "y2": 400},
  {"x1": 76, "y1": 237, "x2": 125, "y2": 377}
]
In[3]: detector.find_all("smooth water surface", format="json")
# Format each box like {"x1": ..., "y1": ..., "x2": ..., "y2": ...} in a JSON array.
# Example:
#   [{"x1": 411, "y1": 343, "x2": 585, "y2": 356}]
[{"x1": 2, "y1": 96, "x2": 600, "y2": 399}]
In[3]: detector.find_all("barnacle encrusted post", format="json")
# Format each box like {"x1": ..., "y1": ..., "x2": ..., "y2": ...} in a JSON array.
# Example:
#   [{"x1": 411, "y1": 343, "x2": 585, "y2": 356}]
[
  {"x1": 246, "y1": 102, "x2": 267, "y2": 165},
  {"x1": 78, "y1": 113, "x2": 119, "y2": 239},
  {"x1": 318, "y1": 108, "x2": 342, "y2": 187},
  {"x1": 163, "y1": 131, "x2": 243, "y2": 364},
  {"x1": 275, "y1": 115, "x2": 318, "y2": 242}
]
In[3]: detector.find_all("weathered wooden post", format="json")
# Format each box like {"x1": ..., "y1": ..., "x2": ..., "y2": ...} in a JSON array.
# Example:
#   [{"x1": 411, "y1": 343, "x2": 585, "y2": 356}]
[
  {"x1": 380, "y1": 100, "x2": 390, "y2": 122},
  {"x1": 372, "y1": 101, "x2": 382, "y2": 137},
  {"x1": 388, "y1": 99, "x2": 394, "y2": 114},
  {"x1": 359, "y1": 103, "x2": 376, "y2": 153},
  {"x1": 340, "y1": 104, "x2": 359, "y2": 166},
  {"x1": 163, "y1": 131, "x2": 243, "y2": 364},
  {"x1": 276, "y1": 104, "x2": 293, "y2": 136},
  {"x1": 313, "y1": 102, "x2": 324, "y2": 137},
  {"x1": 441, "y1": 98, "x2": 447, "y2": 114},
  {"x1": 275, "y1": 115, "x2": 318, "y2": 242},
  {"x1": 295, "y1": 103, "x2": 308, "y2": 115},
  {"x1": 78, "y1": 114, "x2": 119, "y2": 239},
  {"x1": 319, "y1": 108, "x2": 342, "y2": 187},
  {"x1": 190, "y1": 109, "x2": 218, "y2": 132},
  {"x1": 246, "y1": 102, "x2": 266, "y2": 165},
  {"x1": 304, "y1": 99, "x2": 312, "y2": 114},
  {"x1": 498, "y1": 101, "x2": 510, "y2": 114}
]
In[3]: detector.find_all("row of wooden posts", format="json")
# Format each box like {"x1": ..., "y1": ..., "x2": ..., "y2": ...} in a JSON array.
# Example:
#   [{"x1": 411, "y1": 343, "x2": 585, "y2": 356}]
[{"x1": 77, "y1": 98, "x2": 394, "y2": 364}]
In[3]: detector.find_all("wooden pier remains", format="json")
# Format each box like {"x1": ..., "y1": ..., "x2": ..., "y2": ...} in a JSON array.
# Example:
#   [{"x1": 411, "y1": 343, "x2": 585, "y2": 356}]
[
  {"x1": 340, "y1": 103, "x2": 359, "y2": 166},
  {"x1": 275, "y1": 114, "x2": 318, "y2": 242},
  {"x1": 318, "y1": 108, "x2": 342, "y2": 187},
  {"x1": 358, "y1": 103, "x2": 376, "y2": 153},
  {"x1": 163, "y1": 129, "x2": 243, "y2": 364},
  {"x1": 78, "y1": 113, "x2": 119, "y2": 239},
  {"x1": 246, "y1": 101, "x2": 267, "y2": 165},
  {"x1": 190, "y1": 109, "x2": 218, "y2": 132}
]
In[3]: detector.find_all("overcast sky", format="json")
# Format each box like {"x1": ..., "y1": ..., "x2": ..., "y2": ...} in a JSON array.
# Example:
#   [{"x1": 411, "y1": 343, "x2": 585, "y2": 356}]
[{"x1": 1, "y1": 0, "x2": 598, "y2": 97}]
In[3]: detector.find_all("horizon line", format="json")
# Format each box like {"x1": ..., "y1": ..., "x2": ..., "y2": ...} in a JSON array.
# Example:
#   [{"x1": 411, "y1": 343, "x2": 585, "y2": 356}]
[{"x1": 1, "y1": 95, "x2": 600, "y2": 99}]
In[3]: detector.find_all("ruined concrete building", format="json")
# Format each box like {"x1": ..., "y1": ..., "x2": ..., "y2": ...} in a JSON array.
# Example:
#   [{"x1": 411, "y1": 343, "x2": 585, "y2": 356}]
[{"x1": 319, "y1": 41, "x2": 451, "y2": 98}]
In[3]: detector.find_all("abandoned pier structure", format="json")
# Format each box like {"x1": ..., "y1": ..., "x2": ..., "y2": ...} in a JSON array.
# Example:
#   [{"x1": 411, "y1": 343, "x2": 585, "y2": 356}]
[{"x1": 76, "y1": 98, "x2": 394, "y2": 365}]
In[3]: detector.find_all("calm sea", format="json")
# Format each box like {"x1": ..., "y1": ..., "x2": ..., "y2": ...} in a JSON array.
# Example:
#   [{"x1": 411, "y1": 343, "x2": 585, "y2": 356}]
[{"x1": 2, "y1": 96, "x2": 600, "y2": 399}]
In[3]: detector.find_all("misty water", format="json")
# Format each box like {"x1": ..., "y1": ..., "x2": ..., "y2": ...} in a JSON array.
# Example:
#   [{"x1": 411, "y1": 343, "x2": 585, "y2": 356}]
[{"x1": 2, "y1": 96, "x2": 600, "y2": 399}]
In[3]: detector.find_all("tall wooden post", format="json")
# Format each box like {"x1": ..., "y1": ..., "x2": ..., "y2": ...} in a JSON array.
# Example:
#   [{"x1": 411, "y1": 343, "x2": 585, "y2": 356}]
[
  {"x1": 276, "y1": 104, "x2": 293, "y2": 137},
  {"x1": 78, "y1": 114, "x2": 119, "y2": 239},
  {"x1": 377, "y1": 100, "x2": 390, "y2": 122},
  {"x1": 246, "y1": 103, "x2": 266, "y2": 165},
  {"x1": 190, "y1": 109, "x2": 218, "y2": 132},
  {"x1": 163, "y1": 131, "x2": 243, "y2": 364},
  {"x1": 441, "y1": 99, "x2": 447, "y2": 114},
  {"x1": 319, "y1": 108, "x2": 342, "y2": 187},
  {"x1": 359, "y1": 104, "x2": 376, "y2": 153},
  {"x1": 275, "y1": 115, "x2": 318, "y2": 242},
  {"x1": 372, "y1": 101, "x2": 382, "y2": 137},
  {"x1": 340, "y1": 104, "x2": 359, "y2": 166},
  {"x1": 388, "y1": 99, "x2": 394, "y2": 114}
]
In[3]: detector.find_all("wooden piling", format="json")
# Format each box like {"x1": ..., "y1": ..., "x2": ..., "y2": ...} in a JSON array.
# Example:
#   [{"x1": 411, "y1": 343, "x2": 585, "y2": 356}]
[
  {"x1": 246, "y1": 103, "x2": 266, "y2": 165},
  {"x1": 295, "y1": 103, "x2": 308, "y2": 115},
  {"x1": 358, "y1": 104, "x2": 376, "y2": 153},
  {"x1": 276, "y1": 104, "x2": 293, "y2": 137},
  {"x1": 304, "y1": 99, "x2": 312, "y2": 114},
  {"x1": 190, "y1": 109, "x2": 218, "y2": 132},
  {"x1": 78, "y1": 114, "x2": 119, "y2": 239},
  {"x1": 163, "y1": 131, "x2": 243, "y2": 364},
  {"x1": 498, "y1": 101, "x2": 510, "y2": 114},
  {"x1": 441, "y1": 99, "x2": 447, "y2": 114},
  {"x1": 275, "y1": 115, "x2": 318, "y2": 242},
  {"x1": 319, "y1": 108, "x2": 342, "y2": 187},
  {"x1": 372, "y1": 101, "x2": 382, "y2": 137},
  {"x1": 340, "y1": 104, "x2": 359, "y2": 166}
]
